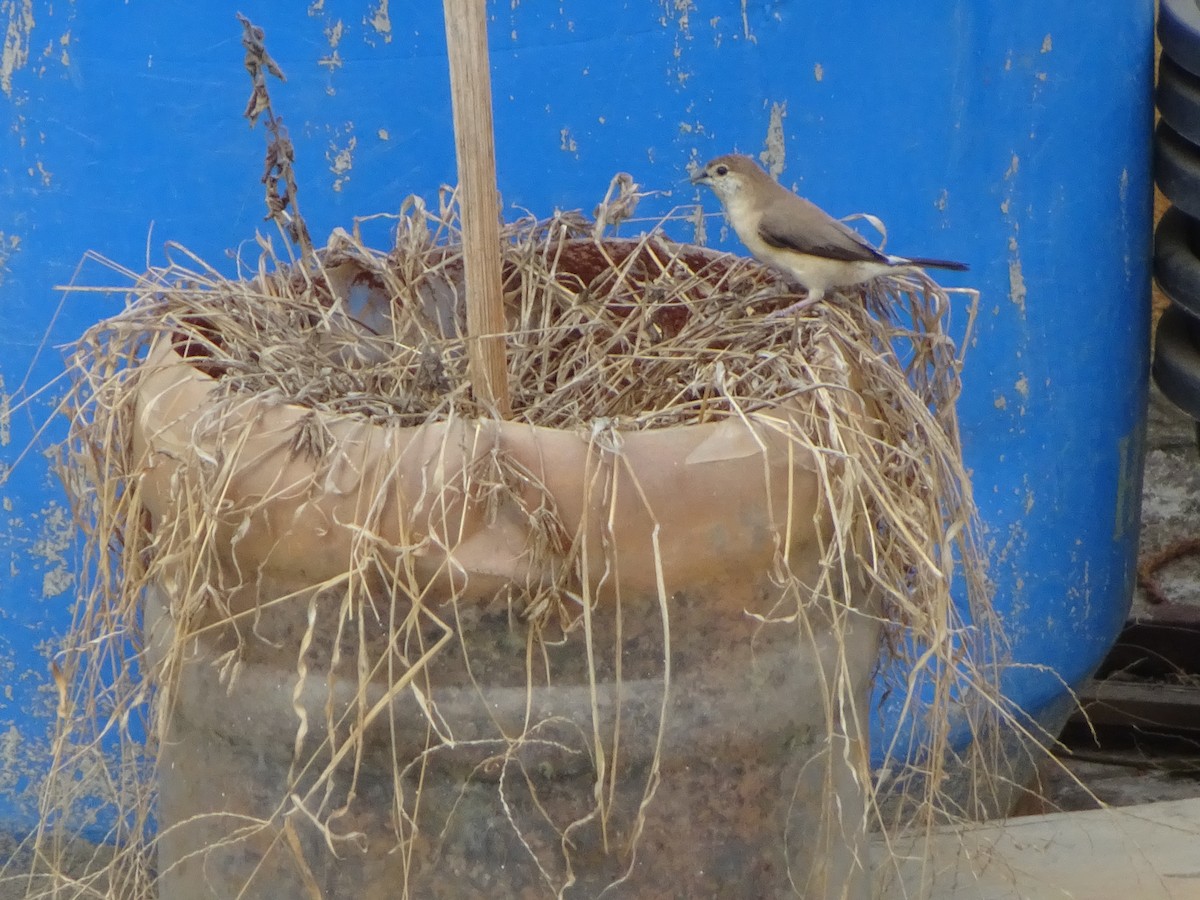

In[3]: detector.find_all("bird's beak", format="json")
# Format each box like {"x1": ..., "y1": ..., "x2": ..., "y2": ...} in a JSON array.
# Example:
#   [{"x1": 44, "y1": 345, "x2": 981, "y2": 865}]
[{"x1": 689, "y1": 169, "x2": 708, "y2": 185}]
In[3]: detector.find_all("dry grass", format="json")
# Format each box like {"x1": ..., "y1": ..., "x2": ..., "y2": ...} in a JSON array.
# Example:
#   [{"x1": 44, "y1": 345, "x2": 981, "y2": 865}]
[{"x1": 0, "y1": 188, "x2": 1030, "y2": 899}]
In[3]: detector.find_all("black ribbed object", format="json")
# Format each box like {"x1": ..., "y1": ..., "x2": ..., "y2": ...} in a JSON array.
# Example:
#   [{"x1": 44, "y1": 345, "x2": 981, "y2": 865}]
[{"x1": 1154, "y1": 0, "x2": 1200, "y2": 443}]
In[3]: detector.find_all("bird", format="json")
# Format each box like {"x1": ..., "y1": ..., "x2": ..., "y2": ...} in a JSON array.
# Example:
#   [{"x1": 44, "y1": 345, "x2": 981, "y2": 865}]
[{"x1": 690, "y1": 153, "x2": 967, "y2": 309}]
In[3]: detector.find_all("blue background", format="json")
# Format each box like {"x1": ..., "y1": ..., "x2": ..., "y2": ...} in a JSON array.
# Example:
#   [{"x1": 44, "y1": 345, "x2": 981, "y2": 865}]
[{"x1": 0, "y1": 1, "x2": 1154, "y2": 832}]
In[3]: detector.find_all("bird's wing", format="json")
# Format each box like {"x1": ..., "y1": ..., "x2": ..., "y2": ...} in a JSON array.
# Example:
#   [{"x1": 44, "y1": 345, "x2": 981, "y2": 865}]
[{"x1": 757, "y1": 196, "x2": 887, "y2": 264}]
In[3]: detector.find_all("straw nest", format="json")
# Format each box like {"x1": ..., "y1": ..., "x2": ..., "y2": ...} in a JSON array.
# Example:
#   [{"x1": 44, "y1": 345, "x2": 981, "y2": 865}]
[
  {"x1": 20, "y1": 196, "x2": 1008, "y2": 898},
  {"x1": 65, "y1": 199, "x2": 987, "y2": 650}
]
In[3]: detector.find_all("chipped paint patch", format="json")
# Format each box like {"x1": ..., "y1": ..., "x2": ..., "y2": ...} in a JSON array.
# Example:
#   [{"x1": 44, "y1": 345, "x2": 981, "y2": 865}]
[
  {"x1": 1040, "y1": 34, "x2": 1052, "y2": 53},
  {"x1": 1014, "y1": 374, "x2": 1029, "y2": 398},
  {"x1": 0, "y1": 375, "x2": 9, "y2": 447},
  {"x1": 739, "y1": 0, "x2": 755, "y2": 42},
  {"x1": 813, "y1": 62, "x2": 823, "y2": 82},
  {"x1": 1, "y1": 0, "x2": 35, "y2": 97},
  {"x1": 377, "y1": 128, "x2": 389, "y2": 141},
  {"x1": 1118, "y1": 167, "x2": 1132, "y2": 281},
  {"x1": 0, "y1": 680, "x2": 68, "y2": 826},
  {"x1": 0, "y1": 726, "x2": 26, "y2": 812},
  {"x1": 706, "y1": 15, "x2": 725, "y2": 47},
  {"x1": 1003, "y1": 151, "x2": 1032, "y2": 316},
  {"x1": 326, "y1": 19, "x2": 344, "y2": 48},
  {"x1": 0, "y1": 232, "x2": 19, "y2": 285},
  {"x1": 1007, "y1": 236, "x2": 1027, "y2": 315},
  {"x1": 1112, "y1": 430, "x2": 1142, "y2": 540},
  {"x1": 42, "y1": 25, "x2": 67, "y2": 67},
  {"x1": 32, "y1": 502, "x2": 73, "y2": 599},
  {"x1": 326, "y1": 126, "x2": 356, "y2": 192},
  {"x1": 659, "y1": 0, "x2": 693, "y2": 32},
  {"x1": 759, "y1": 101, "x2": 786, "y2": 179},
  {"x1": 559, "y1": 127, "x2": 578, "y2": 154},
  {"x1": 660, "y1": 0, "x2": 697, "y2": 86},
  {"x1": 367, "y1": 0, "x2": 392, "y2": 42},
  {"x1": 319, "y1": 18, "x2": 344, "y2": 71},
  {"x1": 29, "y1": 158, "x2": 50, "y2": 186}
]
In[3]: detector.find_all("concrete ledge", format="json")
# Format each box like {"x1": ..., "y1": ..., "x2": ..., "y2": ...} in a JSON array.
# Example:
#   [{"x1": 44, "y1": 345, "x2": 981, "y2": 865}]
[{"x1": 876, "y1": 798, "x2": 1200, "y2": 899}]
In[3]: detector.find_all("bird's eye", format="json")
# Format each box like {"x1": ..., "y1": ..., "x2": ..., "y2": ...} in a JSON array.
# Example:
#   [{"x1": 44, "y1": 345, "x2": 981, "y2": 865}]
[{"x1": 715, "y1": 165, "x2": 729, "y2": 176}]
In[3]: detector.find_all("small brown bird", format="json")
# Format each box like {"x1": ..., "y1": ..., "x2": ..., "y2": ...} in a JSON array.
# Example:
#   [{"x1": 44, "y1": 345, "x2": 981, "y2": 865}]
[{"x1": 691, "y1": 153, "x2": 967, "y2": 305}]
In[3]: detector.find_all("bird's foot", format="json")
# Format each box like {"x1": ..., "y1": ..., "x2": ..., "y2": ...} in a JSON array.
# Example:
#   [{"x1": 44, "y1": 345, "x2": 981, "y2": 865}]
[{"x1": 765, "y1": 296, "x2": 819, "y2": 319}]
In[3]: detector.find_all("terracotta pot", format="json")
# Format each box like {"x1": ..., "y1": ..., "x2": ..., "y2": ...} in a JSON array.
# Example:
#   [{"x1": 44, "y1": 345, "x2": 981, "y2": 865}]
[{"x1": 134, "y1": 245, "x2": 881, "y2": 899}]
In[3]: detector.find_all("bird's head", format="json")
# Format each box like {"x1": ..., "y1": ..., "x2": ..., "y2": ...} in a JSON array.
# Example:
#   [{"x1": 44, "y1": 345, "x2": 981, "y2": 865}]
[{"x1": 689, "y1": 154, "x2": 768, "y2": 204}]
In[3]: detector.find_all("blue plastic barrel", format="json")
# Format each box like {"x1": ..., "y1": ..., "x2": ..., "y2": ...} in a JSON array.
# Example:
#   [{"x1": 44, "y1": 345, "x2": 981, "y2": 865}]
[{"x1": 0, "y1": 1, "x2": 1153, "y2": 834}]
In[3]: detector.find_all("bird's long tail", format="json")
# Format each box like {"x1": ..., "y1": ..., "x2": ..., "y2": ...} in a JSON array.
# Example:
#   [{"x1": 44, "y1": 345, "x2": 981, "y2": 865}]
[{"x1": 901, "y1": 256, "x2": 969, "y2": 272}]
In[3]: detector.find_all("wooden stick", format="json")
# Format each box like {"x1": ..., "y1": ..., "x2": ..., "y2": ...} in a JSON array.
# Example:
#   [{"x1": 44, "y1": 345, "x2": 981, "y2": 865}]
[{"x1": 443, "y1": 0, "x2": 511, "y2": 417}]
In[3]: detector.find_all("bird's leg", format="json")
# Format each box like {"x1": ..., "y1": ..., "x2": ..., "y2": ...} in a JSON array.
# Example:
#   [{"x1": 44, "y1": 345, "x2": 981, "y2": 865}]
[{"x1": 765, "y1": 288, "x2": 823, "y2": 319}]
